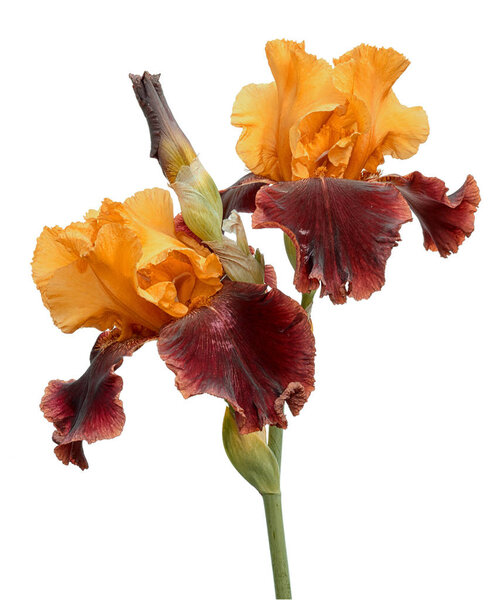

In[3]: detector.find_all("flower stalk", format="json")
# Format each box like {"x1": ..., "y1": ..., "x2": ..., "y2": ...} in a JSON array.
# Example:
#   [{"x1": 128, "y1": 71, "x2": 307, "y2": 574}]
[
  {"x1": 264, "y1": 426, "x2": 291, "y2": 599},
  {"x1": 263, "y1": 492, "x2": 292, "y2": 599}
]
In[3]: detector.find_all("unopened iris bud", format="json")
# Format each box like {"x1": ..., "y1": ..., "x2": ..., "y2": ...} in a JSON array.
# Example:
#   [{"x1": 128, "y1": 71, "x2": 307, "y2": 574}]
[
  {"x1": 222, "y1": 407, "x2": 280, "y2": 495},
  {"x1": 208, "y1": 211, "x2": 265, "y2": 283},
  {"x1": 130, "y1": 72, "x2": 223, "y2": 242}
]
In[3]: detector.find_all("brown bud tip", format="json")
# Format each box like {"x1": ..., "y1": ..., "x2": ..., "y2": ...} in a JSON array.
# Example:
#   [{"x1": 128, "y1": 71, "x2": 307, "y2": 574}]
[{"x1": 129, "y1": 72, "x2": 196, "y2": 182}]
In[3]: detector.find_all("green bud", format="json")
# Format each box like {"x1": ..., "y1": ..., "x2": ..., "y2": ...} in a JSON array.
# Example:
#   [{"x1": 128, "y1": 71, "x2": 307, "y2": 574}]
[
  {"x1": 222, "y1": 407, "x2": 280, "y2": 495},
  {"x1": 208, "y1": 211, "x2": 265, "y2": 283},
  {"x1": 283, "y1": 232, "x2": 297, "y2": 268},
  {"x1": 130, "y1": 72, "x2": 223, "y2": 242},
  {"x1": 222, "y1": 210, "x2": 250, "y2": 254},
  {"x1": 208, "y1": 238, "x2": 265, "y2": 283},
  {"x1": 173, "y1": 158, "x2": 223, "y2": 242}
]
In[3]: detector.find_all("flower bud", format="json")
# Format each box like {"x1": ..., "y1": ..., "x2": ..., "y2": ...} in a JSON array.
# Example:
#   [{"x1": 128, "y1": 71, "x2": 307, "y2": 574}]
[
  {"x1": 222, "y1": 407, "x2": 280, "y2": 495},
  {"x1": 208, "y1": 211, "x2": 265, "y2": 283},
  {"x1": 130, "y1": 72, "x2": 223, "y2": 242}
]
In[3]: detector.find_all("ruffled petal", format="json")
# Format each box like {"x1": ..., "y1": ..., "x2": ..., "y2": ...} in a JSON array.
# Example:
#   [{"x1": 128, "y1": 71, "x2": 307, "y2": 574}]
[
  {"x1": 385, "y1": 172, "x2": 481, "y2": 256},
  {"x1": 40, "y1": 329, "x2": 151, "y2": 469},
  {"x1": 253, "y1": 177, "x2": 412, "y2": 303},
  {"x1": 32, "y1": 222, "x2": 95, "y2": 308},
  {"x1": 232, "y1": 40, "x2": 345, "y2": 181},
  {"x1": 157, "y1": 281, "x2": 315, "y2": 433},
  {"x1": 291, "y1": 97, "x2": 369, "y2": 179},
  {"x1": 231, "y1": 82, "x2": 281, "y2": 181},
  {"x1": 42, "y1": 223, "x2": 169, "y2": 334},
  {"x1": 220, "y1": 174, "x2": 274, "y2": 218},
  {"x1": 332, "y1": 45, "x2": 429, "y2": 178}
]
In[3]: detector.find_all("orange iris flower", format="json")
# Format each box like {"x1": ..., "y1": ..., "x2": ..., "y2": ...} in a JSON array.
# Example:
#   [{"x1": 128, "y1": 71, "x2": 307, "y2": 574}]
[
  {"x1": 33, "y1": 185, "x2": 315, "y2": 469},
  {"x1": 33, "y1": 187, "x2": 223, "y2": 335},
  {"x1": 224, "y1": 40, "x2": 480, "y2": 304}
]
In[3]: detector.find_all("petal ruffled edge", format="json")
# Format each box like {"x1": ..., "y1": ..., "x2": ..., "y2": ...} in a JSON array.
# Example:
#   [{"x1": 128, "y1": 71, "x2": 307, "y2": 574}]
[
  {"x1": 157, "y1": 280, "x2": 315, "y2": 433},
  {"x1": 253, "y1": 177, "x2": 412, "y2": 303},
  {"x1": 384, "y1": 172, "x2": 481, "y2": 257},
  {"x1": 40, "y1": 329, "x2": 152, "y2": 469}
]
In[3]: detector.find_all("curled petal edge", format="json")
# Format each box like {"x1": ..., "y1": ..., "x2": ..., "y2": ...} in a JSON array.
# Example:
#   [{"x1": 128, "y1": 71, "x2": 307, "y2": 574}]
[{"x1": 40, "y1": 329, "x2": 152, "y2": 469}]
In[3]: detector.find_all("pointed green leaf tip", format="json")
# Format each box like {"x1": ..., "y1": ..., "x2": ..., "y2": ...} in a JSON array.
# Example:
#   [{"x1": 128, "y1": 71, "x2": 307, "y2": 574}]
[{"x1": 222, "y1": 407, "x2": 280, "y2": 495}]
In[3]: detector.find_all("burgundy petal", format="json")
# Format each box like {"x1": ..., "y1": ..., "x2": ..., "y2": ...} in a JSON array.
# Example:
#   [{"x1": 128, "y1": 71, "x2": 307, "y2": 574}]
[
  {"x1": 264, "y1": 264, "x2": 278, "y2": 288},
  {"x1": 157, "y1": 281, "x2": 315, "y2": 434},
  {"x1": 253, "y1": 177, "x2": 412, "y2": 304},
  {"x1": 385, "y1": 172, "x2": 481, "y2": 257},
  {"x1": 220, "y1": 174, "x2": 274, "y2": 219},
  {"x1": 40, "y1": 329, "x2": 151, "y2": 469}
]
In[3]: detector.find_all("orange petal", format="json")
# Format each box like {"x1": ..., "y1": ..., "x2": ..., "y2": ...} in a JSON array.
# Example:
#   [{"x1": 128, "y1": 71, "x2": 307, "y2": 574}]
[
  {"x1": 332, "y1": 45, "x2": 429, "y2": 178},
  {"x1": 232, "y1": 82, "x2": 281, "y2": 180},
  {"x1": 32, "y1": 222, "x2": 95, "y2": 308},
  {"x1": 291, "y1": 97, "x2": 369, "y2": 179},
  {"x1": 232, "y1": 40, "x2": 345, "y2": 181},
  {"x1": 43, "y1": 223, "x2": 169, "y2": 334}
]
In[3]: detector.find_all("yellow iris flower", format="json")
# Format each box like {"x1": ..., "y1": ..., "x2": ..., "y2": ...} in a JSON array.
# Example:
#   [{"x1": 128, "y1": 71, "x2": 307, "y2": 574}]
[
  {"x1": 32, "y1": 187, "x2": 223, "y2": 336},
  {"x1": 231, "y1": 40, "x2": 429, "y2": 182}
]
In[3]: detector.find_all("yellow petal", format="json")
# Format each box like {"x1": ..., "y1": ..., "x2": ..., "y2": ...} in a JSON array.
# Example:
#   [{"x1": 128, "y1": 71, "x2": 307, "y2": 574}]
[
  {"x1": 137, "y1": 247, "x2": 223, "y2": 317},
  {"x1": 44, "y1": 223, "x2": 169, "y2": 334},
  {"x1": 291, "y1": 97, "x2": 369, "y2": 179},
  {"x1": 232, "y1": 40, "x2": 345, "y2": 181},
  {"x1": 332, "y1": 44, "x2": 429, "y2": 178},
  {"x1": 32, "y1": 222, "x2": 94, "y2": 308},
  {"x1": 231, "y1": 82, "x2": 281, "y2": 180}
]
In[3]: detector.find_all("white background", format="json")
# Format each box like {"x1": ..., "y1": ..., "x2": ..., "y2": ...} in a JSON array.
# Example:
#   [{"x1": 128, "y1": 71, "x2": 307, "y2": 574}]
[{"x1": 1, "y1": 1, "x2": 497, "y2": 598}]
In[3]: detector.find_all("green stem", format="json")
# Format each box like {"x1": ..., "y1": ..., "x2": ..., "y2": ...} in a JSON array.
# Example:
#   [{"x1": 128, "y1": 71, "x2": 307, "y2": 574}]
[
  {"x1": 301, "y1": 290, "x2": 316, "y2": 317},
  {"x1": 268, "y1": 426, "x2": 283, "y2": 469},
  {"x1": 263, "y1": 427, "x2": 291, "y2": 599},
  {"x1": 262, "y1": 493, "x2": 292, "y2": 599}
]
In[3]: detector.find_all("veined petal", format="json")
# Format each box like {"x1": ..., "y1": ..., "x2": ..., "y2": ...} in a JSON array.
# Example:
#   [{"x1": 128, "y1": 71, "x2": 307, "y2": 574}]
[
  {"x1": 158, "y1": 281, "x2": 315, "y2": 433},
  {"x1": 232, "y1": 83, "x2": 281, "y2": 181},
  {"x1": 232, "y1": 40, "x2": 345, "y2": 181},
  {"x1": 32, "y1": 222, "x2": 95, "y2": 308},
  {"x1": 220, "y1": 174, "x2": 274, "y2": 218},
  {"x1": 253, "y1": 177, "x2": 412, "y2": 303},
  {"x1": 385, "y1": 172, "x2": 481, "y2": 256},
  {"x1": 291, "y1": 97, "x2": 370, "y2": 179},
  {"x1": 42, "y1": 223, "x2": 169, "y2": 334},
  {"x1": 333, "y1": 45, "x2": 429, "y2": 178},
  {"x1": 40, "y1": 329, "x2": 151, "y2": 469}
]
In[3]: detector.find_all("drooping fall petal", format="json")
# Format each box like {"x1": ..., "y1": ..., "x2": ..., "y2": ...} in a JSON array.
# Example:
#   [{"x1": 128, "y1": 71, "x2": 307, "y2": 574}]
[
  {"x1": 385, "y1": 172, "x2": 481, "y2": 256},
  {"x1": 220, "y1": 174, "x2": 274, "y2": 218},
  {"x1": 253, "y1": 178, "x2": 412, "y2": 303},
  {"x1": 332, "y1": 45, "x2": 429, "y2": 178},
  {"x1": 40, "y1": 329, "x2": 151, "y2": 469},
  {"x1": 158, "y1": 281, "x2": 315, "y2": 433}
]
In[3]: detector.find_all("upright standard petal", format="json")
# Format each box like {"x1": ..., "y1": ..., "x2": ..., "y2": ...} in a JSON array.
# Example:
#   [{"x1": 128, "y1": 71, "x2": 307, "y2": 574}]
[
  {"x1": 40, "y1": 329, "x2": 151, "y2": 469},
  {"x1": 385, "y1": 172, "x2": 481, "y2": 256},
  {"x1": 332, "y1": 45, "x2": 429, "y2": 178},
  {"x1": 253, "y1": 178, "x2": 412, "y2": 303},
  {"x1": 232, "y1": 40, "x2": 345, "y2": 181},
  {"x1": 158, "y1": 281, "x2": 315, "y2": 434}
]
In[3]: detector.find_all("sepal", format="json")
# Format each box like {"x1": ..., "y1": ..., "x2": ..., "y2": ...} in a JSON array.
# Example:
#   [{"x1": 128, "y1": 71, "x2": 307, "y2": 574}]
[{"x1": 222, "y1": 407, "x2": 280, "y2": 495}]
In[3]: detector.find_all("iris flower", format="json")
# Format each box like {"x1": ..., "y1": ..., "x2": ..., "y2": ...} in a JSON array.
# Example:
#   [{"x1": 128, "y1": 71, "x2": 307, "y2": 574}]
[
  {"x1": 33, "y1": 175, "x2": 315, "y2": 469},
  {"x1": 224, "y1": 40, "x2": 481, "y2": 304}
]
